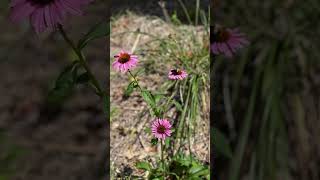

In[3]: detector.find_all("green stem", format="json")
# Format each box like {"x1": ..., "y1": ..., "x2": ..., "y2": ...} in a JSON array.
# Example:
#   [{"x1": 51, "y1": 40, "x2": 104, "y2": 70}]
[
  {"x1": 163, "y1": 81, "x2": 178, "y2": 111},
  {"x1": 188, "y1": 115, "x2": 192, "y2": 163},
  {"x1": 128, "y1": 70, "x2": 161, "y2": 118},
  {"x1": 195, "y1": 0, "x2": 200, "y2": 26},
  {"x1": 58, "y1": 25, "x2": 104, "y2": 96},
  {"x1": 160, "y1": 140, "x2": 165, "y2": 178},
  {"x1": 175, "y1": 80, "x2": 191, "y2": 151},
  {"x1": 128, "y1": 70, "x2": 142, "y2": 91}
]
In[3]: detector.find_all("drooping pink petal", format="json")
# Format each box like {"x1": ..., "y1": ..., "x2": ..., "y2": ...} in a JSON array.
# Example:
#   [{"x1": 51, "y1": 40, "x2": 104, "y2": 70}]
[
  {"x1": 9, "y1": 0, "x2": 92, "y2": 33},
  {"x1": 10, "y1": 0, "x2": 26, "y2": 7},
  {"x1": 10, "y1": 2, "x2": 36, "y2": 22},
  {"x1": 31, "y1": 8, "x2": 46, "y2": 33}
]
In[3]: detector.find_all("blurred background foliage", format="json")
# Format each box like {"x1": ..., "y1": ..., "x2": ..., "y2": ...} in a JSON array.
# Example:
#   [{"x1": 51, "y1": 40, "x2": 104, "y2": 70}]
[
  {"x1": 212, "y1": 0, "x2": 320, "y2": 180},
  {"x1": 0, "y1": 0, "x2": 107, "y2": 179}
]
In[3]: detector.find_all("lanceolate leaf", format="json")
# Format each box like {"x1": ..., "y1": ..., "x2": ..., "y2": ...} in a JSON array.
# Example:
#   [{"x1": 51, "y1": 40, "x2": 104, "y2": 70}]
[
  {"x1": 47, "y1": 61, "x2": 96, "y2": 104},
  {"x1": 172, "y1": 100, "x2": 183, "y2": 112},
  {"x1": 141, "y1": 90, "x2": 160, "y2": 117},
  {"x1": 47, "y1": 61, "x2": 79, "y2": 104},
  {"x1": 190, "y1": 167, "x2": 209, "y2": 177},
  {"x1": 141, "y1": 90, "x2": 155, "y2": 107},
  {"x1": 124, "y1": 81, "x2": 137, "y2": 97},
  {"x1": 136, "y1": 161, "x2": 152, "y2": 171}
]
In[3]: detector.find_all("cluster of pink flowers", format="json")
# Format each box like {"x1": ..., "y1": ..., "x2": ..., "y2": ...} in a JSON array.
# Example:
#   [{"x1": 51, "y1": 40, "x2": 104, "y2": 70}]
[
  {"x1": 112, "y1": 50, "x2": 188, "y2": 81},
  {"x1": 112, "y1": 50, "x2": 184, "y2": 140},
  {"x1": 211, "y1": 27, "x2": 249, "y2": 57}
]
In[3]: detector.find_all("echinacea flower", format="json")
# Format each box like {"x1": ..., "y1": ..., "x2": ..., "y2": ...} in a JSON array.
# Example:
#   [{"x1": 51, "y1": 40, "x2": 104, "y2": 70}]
[
  {"x1": 168, "y1": 69, "x2": 188, "y2": 80},
  {"x1": 151, "y1": 118, "x2": 172, "y2": 140},
  {"x1": 211, "y1": 28, "x2": 249, "y2": 57},
  {"x1": 9, "y1": 0, "x2": 93, "y2": 33},
  {"x1": 112, "y1": 50, "x2": 138, "y2": 73}
]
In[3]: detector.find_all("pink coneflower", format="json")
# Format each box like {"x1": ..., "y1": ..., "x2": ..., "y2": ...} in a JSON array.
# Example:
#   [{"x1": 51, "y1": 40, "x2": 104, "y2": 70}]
[
  {"x1": 211, "y1": 28, "x2": 249, "y2": 57},
  {"x1": 9, "y1": 0, "x2": 93, "y2": 33},
  {"x1": 168, "y1": 69, "x2": 188, "y2": 80},
  {"x1": 151, "y1": 118, "x2": 172, "y2": 140},
  {"x1": 112, "y1": 50, "x2": 138, "y2": 73}
]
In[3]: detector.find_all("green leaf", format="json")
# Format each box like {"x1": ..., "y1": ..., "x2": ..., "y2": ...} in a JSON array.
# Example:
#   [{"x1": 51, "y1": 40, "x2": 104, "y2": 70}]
[
  {"x1": 47, "y1": 61, "x2": 79, "y2": 104},
  {"x1": 141, "y1": 90, "x2": 159, "y2": 117},
  {"x1": 191, "y1": 169, "x2": 210, "y2": 178},
  {"x1": 189, "y1": 164, "x2": 203, "y2": 174},
  {"x1": 141, "y1": 91, "x2": 163, "y2": 117},
  {"x1": 136, "y1": 161, "x2": 152, "y2": 171},
  {"x1": 154, "y1": 94, "x2": 164, "y2": 103},
  {"x1": 168, "y1": 172, "x2": 180, "y2": 179},
  {"x1": 78, "y1": 21, "x2": 109, "y2": 49},
  {"x1": 212, "y1": 127, "x2": 233, "y2": 159},
  {"x1": 188, "y1": 160, "x2": 210, "y2": 178},
  {"x1": 141, "y1": 90, "x2": 155, "y2": 106},
  {"x1": 151, "y1": 138, "x2": 158, "y2": 146},
  {"x1": 171, "y1": 10, "x2": 182, "y2": 25},
  {"x1": 165, "y1": 138, "x2": 170, "y2": 148},
  {"x1": 172, "y1": 100, "x2": 183, "y2": 112},
  {"x1": 124, "y1": 81, "x2": 137, "y2": 97}
]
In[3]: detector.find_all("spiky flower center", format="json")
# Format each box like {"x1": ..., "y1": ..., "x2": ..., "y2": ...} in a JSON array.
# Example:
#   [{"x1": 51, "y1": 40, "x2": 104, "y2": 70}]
[
  {"x1": 171, "y1": 69, "x2": 182, "y2": 76},
  {"x1": 115, "y1": 53, "x2": 131, "y2": 64},
  {"x1": 27, "y1": 0, "x2": 54, "y2": 6},
  {"x1": 157, "y1": 125, "x2": 166, "y2": 134},
  {"x1": 215, "y1": 29, "x2": 231, "y2": 42}
]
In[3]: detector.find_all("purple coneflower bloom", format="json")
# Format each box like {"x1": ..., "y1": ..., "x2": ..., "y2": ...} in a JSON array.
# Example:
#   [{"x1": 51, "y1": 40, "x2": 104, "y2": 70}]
[
  {"x1": 112, "y1": 50, "x2": 138, "y2": 73},
  {"x1": 211, "y1": 28, "x2": 249, "y2": 57},
  {"x1": 9, "y1": 0, "x2": 92, "y2": 33},
  {"x1": 168, "y1": 69, "x2": 187, "y2": 80},
  {"x1": 151, "y1": 118, "x2": 172, "y2": 140}
]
